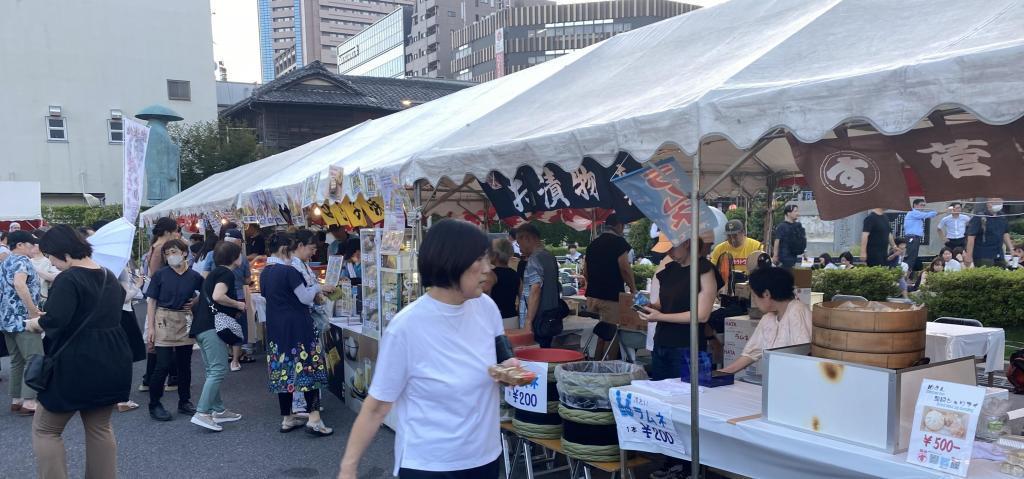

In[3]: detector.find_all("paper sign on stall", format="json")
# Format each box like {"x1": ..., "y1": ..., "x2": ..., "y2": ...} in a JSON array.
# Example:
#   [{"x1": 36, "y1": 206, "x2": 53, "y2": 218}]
[
  {"x1": 906, "y1": 379, "x2": 985, "y2": 477},
  {"x1": 503, "y1": 361, "x2": 548, "y2": 413},
  {"x1": 325, "y1": 256, "x2": 344, "y2": 287},
  {"x1": 610, "y1": 389, "x2": 687, "y2": 458}
]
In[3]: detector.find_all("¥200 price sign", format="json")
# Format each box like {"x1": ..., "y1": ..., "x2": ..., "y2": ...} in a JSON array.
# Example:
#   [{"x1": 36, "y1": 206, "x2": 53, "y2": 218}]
[
  {"x1": 610, "y1": 389, "x2": 687, "y2": 457},
  {"x1": 504, "y1": 360, "x2": 548, "y2": 414}
]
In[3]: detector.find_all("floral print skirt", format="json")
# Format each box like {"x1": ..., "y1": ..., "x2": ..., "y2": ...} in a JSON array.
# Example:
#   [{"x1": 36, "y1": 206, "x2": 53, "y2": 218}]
[{"x1": 266, "y1": 339, "x2": 328, "y2": 394}]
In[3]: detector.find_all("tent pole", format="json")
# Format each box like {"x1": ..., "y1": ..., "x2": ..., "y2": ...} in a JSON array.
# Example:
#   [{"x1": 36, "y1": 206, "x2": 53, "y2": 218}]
[
  {"x1": 700, "y1": 131, "x2": 778, "y2": 197},
  {"x1": 689, "y1": 143, "x2": 702, "y2": 479},
  {"x1": 413, "y1": 180, "x2": 424, "y2": 297}
]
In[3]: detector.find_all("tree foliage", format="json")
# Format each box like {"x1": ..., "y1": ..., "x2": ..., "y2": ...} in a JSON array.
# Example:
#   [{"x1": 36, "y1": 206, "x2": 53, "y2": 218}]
[
  {"x1": 626, "y1": 218, "x2": 653, "y2": 257},
  {"x1": 170, "y1": 120, "x2": 267, "y2": 190}
]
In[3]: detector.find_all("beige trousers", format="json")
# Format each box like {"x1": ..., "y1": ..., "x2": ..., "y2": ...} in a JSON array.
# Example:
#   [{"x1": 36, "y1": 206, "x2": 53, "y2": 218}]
[{"x1": 33, "y1": 404, "x2": 117, "y2": 479}]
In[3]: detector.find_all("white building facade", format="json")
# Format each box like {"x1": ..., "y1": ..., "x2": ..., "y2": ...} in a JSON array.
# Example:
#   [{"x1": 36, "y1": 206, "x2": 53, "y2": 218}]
[{"x1": 0, "y1": 0, "x2": 217, "y2": 205}]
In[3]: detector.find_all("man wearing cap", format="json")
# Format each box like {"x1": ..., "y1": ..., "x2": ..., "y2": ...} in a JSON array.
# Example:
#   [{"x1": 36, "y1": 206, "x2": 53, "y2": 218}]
[
  {"x1": 583, "y1": 215, "x2": 637, "y2": 358},
  {"x1": 1, "y1": 230, "x2": 44, "y2": 414},
  {"x1": 710, "y1": 220, "x2": 764, "y2": 283}
]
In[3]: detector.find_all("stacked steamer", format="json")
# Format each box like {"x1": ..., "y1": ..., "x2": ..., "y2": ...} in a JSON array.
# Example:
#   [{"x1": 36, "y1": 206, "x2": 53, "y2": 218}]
[
  {"x1": 555, "y1": 361, "x2": 648, "y2": 463},
  {"x1": 513, "y1": 349, "x2": 584, "y2": 439},
  {"x1": 811, "y1": 301, "x2": 927, "y2": 369}
]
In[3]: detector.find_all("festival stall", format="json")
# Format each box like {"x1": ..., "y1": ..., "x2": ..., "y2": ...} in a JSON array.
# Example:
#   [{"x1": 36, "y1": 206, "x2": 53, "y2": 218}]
[{"x1": 141, "y1": 0, "x2": 1024, "y2": 474}]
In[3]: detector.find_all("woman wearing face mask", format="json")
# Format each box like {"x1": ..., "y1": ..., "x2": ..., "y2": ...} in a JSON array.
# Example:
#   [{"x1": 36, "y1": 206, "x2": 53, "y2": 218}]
[
  {"x1": 140, "y1": 217, "x2": 182, "y2": 395},
  {"x1": 965, "y1": 198, "x2": 1014, "y2": 268},
  {"x1": 260, "y1": 232, "x2": 333, "y2": 436},
  {"x1": 144, "y1": 239, "x2": 203, "y2": 422},
  {"x1": 24, "y1": 225, "x2": 132, "y2": 479},
  {"x1": 338, "y1": 220, "x2": 520, "y2": 479}
]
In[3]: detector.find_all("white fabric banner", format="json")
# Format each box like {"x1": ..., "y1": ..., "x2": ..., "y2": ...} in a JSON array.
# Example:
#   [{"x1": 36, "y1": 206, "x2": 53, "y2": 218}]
[{"x1": 122, "y1": 118, "x2": 150, "y2": 224}]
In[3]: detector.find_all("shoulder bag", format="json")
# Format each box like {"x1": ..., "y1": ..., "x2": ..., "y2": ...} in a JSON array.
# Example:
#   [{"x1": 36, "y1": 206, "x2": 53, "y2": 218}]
[
  {"x1": 25, "y1": 270, "x2": 110, "y2": 392},
  {"x1": 206, "y1": 270, "x2": 245, "y2": 345}
]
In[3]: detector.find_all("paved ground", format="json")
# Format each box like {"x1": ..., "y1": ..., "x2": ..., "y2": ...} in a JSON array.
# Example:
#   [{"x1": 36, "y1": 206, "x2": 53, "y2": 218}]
[{"x1": 0, "y1": 354, "x2": 396, "y2": 479}]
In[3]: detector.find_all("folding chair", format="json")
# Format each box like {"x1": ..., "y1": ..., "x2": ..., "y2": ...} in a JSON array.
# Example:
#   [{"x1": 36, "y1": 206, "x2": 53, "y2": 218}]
[{"x1": 581, "y1": 321, "x2": 619, "y2": 361}]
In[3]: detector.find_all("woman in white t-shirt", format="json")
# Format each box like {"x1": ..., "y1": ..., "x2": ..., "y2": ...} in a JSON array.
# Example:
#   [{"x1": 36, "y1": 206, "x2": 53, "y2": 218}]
[{"x1": 338, "y1": 219, "x2": 520, "y2": 479}]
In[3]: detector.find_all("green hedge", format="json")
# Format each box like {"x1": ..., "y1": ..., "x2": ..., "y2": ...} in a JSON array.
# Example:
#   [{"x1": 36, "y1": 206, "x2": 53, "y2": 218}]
[
  {"x1": 811, "y1": 267, "x2": 902, "y2": 301},
  {"x1": 916, "y1": 268, "x2": 1024, "y2": 327},
  {"x1": 42, "y1": 205, "x2": 124, "y2": 227},
  {"x1": 633, "y1": 263, "x2": 656, "y2": 289},
  {"x1": 549, "y1": 246, "x2": 586, "y2": 258}
]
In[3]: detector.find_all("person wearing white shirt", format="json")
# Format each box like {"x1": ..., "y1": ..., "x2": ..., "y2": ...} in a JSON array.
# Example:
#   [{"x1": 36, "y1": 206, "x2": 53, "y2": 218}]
[
  {"x1": 338, "y1": 220, "x2": 519, "y2": 479},
  {"x1": 720, "y1": 267, "x2": 811, "y2": 374},
  {"x1": 940, "y1": 248, "x2": 962, "y2": 272},
  {"x1": 937, "y1": 202, "x2": 971, "y2": 250}
]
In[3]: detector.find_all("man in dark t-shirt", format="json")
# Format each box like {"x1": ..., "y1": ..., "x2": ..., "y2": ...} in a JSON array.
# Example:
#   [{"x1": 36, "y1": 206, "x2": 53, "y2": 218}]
[
  {"x1": 965, "y1": 198, "x2": 1014, "y2": 267},
  {"x1": 860, "y1": 208, "x2": 895, "y2": 267},
  {"x1": 583, "y1": 214, "x2": 637, "y2": 327}
]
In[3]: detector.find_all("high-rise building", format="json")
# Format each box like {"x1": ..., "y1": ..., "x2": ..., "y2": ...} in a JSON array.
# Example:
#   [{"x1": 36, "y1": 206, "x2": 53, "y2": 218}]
[
  {"x1": 452, "y1": 0, "x2": 699, "y2": 82},
  {"x1": 337, "y1": 7, "x2": 413, "y2": 78},
  {"x1": 405, "y1": 0, "x2": 500, "y2": 79},
  {"x1": 1, "y1": 0, "x2": 216, "y2": 205},
  {"x1": 258, "y1": 0, "x2": 417, "y2": 83}
]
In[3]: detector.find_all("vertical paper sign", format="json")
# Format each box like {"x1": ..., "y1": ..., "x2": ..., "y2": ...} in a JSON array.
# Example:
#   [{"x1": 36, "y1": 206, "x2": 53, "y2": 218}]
[
  {"x1": 610, "y1": 389, "x2": 687, "y2": 458},
  {"x1": 906, "y1": 379, "x2": 984, "y2": 477},
  {"x1": 301, "y1": 172, "x2": 322, "y2": 207},
  {"x1": 503, "y1": 361, "x2": 548, "y2": 413},
  {"x1": 380, "y1": 204, "x2": 405, "y2": 256},
  {"x1": 122, "y1": 118, "x2": 150, "y2": 224},
  {"x1": 325, "y1": 255, "x2": 344, "y2": 287}
]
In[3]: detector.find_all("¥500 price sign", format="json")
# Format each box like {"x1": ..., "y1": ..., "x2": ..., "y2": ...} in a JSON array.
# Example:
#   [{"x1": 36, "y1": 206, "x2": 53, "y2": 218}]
[{"x1": 504, "y1": 360, "x2": 548, "y2": 414}]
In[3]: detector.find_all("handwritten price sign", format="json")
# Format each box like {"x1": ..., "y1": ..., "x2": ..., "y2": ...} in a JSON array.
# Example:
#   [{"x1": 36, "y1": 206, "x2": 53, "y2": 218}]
[
  {"x1": 504, "y1": 361, "x2": 548, "y2": 413},
  {"x1": 610, "y1": 389, "x2": 687, "y2": 457}
]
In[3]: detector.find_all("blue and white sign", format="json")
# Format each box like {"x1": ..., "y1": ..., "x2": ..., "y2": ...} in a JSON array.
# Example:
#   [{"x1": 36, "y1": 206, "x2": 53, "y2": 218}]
[
  {"x1": 504, "y1": 360, "x2": 548, "y2": 413},
  {"x1": 610, "y1": 388, "x2": 688, "y2": 458}
]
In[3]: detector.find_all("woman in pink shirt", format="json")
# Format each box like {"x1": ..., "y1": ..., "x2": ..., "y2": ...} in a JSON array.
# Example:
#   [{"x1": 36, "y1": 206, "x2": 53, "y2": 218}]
[{"x1": 719, "y1": 267, "x2": 811, "y2": 374}]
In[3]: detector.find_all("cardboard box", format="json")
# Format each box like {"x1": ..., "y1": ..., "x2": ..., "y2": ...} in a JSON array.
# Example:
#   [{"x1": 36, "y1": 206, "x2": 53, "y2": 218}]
[
  {"x1": 735, "y1": 282, "x2": 750, "y2": 300},
  {"x1": 724, "y1": 315, "x2": 761, "y2": 382},
  {"x1": 618, "y1": 293, "x2": 648, "y2": 332},
  {"x1": 791, "y1": 268, "x2": 812, "y2": 288}
]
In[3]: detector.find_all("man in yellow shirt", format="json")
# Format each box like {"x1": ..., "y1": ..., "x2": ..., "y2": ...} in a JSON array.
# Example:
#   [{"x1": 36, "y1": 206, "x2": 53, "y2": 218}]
[{"x1": 710, "y1": 220, "x2": 764, "y2": 281}]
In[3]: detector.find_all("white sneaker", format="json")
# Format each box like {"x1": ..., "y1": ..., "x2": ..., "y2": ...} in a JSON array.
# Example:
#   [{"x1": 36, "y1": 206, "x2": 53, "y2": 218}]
[
  {"x1": 190, "y1": 413, "x2": 223, "y2": 432},
  {"x1": 212, "y1": 409, "x2": 242, "y2": 423}
]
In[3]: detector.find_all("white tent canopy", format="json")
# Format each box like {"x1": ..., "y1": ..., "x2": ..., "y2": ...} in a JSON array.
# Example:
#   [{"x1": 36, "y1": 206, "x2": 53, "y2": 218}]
[
  {"x1": 405, "y1": 0, "x2": 1024, "y2": 188},
  {"x1": 145, "y1": 0, "x2": 1024, "y2": 218}
]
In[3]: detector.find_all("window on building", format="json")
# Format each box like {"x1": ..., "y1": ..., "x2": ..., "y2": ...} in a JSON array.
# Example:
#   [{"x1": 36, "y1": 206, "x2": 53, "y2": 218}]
[
  {"x1": 167, "y1": 80, "x2": 191, "y2": 101},
  {"x1": 108, "y1": 118, "x2": 124, "y2": 143},
  {"x1": 45, "y1": 116, "x2": 68, "y2": 142},
  {"x1": 448, "y1": 10, "x2": 456, "y2": 17}
]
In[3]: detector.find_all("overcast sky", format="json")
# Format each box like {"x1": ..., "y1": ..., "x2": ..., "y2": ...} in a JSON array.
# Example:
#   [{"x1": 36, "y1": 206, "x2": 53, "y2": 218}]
[{"x1": 209, "y1": 0, "x2": 728, "y2": 85}]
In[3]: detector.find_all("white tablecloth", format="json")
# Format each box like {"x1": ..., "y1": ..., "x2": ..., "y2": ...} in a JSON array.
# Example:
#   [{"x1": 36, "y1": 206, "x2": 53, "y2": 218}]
[
  {"x1": 613, "y1": 382, "x2": 1002, "y2": 478},
  {"x1": 926, "y1": 322, "x2": 1006, "y2": 373},
  {"x1": 252, "y1": 293, "x2": 266, "y2": 324}
]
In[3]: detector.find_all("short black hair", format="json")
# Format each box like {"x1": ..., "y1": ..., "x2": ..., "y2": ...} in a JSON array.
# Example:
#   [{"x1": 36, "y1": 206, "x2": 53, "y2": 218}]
[
  {"x1": 327, "y1": 225, "x2": 345, "y2": 234},
  {"x1": 189, "y1": 233, "x2": 204, "y2": 243},
  {"x1": 8, "y1": 230, "x2": 37, "y2": 248},
  {"x1": 39, "y1": 225, "x2": 93, "y2": 260},
  {"x1": 345, "y1": 237, "x2": 361, "y2": 256},
  {"x1": 748, "y1": 266, "x2": 796, "y2": 301},
  {"x1": 949, "y1": 202, "x2": 962, "y2": 208},
  {"x1": 515, "y1": 223, "x2": 541, "y2": 240},
  {"x1": 912, "y1": 199, "x2": 926, "y2": 207},
  {"x1": 894, "y1": 237, "x2": 908, "y2": 247},
  {"x1": 605, "y1": 214, "x2": 623, "y2": 227},
  {"x1": 839, "y1": 251, "x2": 854, "y2": 263},
  {"x1": 418, "y1": 219, "x2": 490, "y2": 289},
  {"x1": 268, "y1": 232, "x2": 293, "y2": 255},
  {"x1": 161, "y1": 239, "x2": 189, "y2": 256},
  {"x1": 152, "y1": 217, "x2": 178, "y2": 239},
  {"x1": 77, "y1": 226, "x2": 94, "y2": 237},
  {"x1": 292, "y1": 229, "x2": 315, "y2": 249},
  {"x1": 214, "y1": 241, "x2": 242, "y2": 267},
  {"x1": 90, "y1": 220, "x2": 110, "y2": 232},
  {"x1": 783, "y1": 204, "x2": 799, "y2": 214}
]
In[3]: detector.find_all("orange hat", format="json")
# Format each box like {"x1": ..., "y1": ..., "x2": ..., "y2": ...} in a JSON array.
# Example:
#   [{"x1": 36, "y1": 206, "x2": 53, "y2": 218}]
[{"x1": 651, "y1": 233, "x2": 673, "y2": 254}]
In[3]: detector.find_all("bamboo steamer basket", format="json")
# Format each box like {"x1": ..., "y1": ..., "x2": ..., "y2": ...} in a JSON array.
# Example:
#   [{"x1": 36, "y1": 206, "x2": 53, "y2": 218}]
[{"x1": 811, "y1": 301, "x2": 927, "y2": 369}]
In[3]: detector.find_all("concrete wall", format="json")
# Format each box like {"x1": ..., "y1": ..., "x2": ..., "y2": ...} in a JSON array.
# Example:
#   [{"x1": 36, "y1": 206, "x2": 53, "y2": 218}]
[{"x1": 0, "y1": 0, "x2": 217, "y2": 204}]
